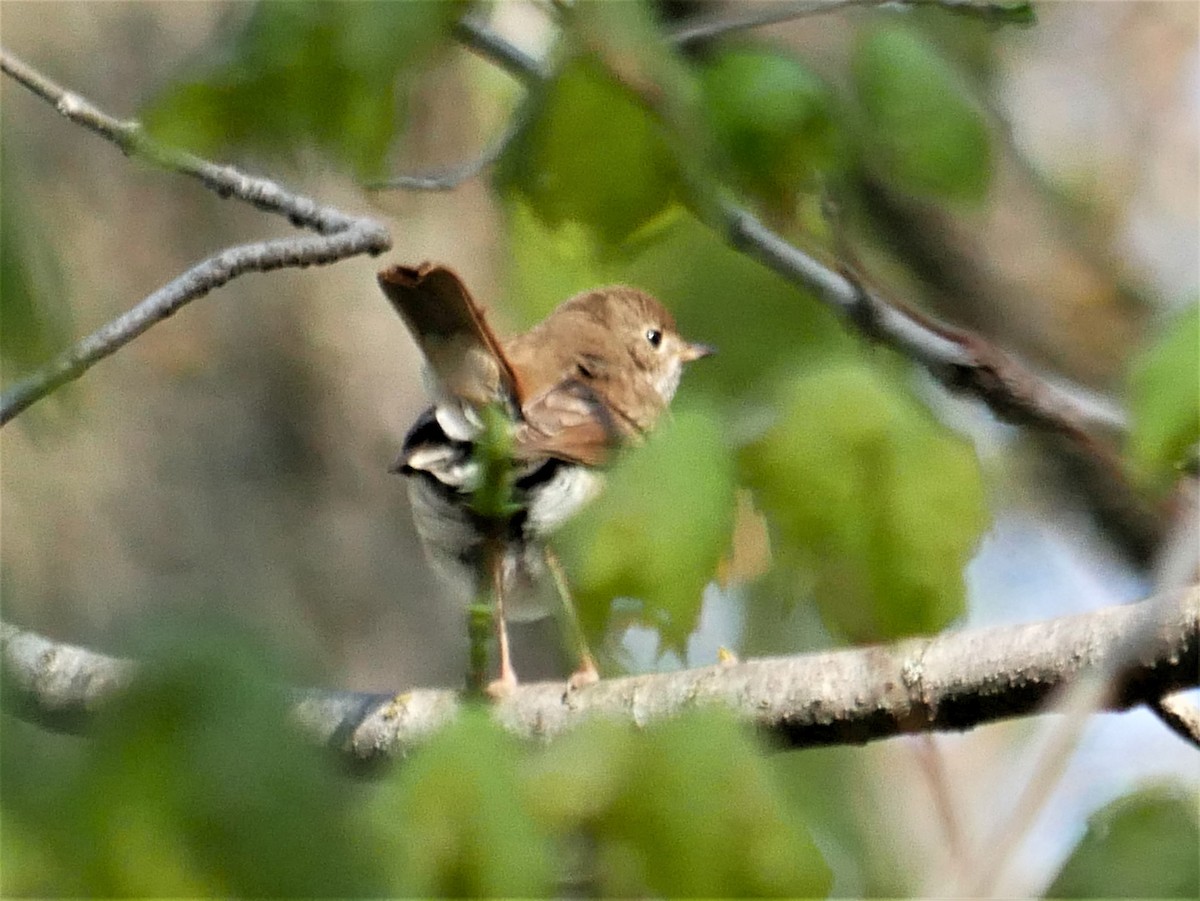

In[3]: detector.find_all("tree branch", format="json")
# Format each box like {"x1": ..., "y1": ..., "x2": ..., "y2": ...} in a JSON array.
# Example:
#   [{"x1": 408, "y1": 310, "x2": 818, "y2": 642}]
[
  {"x1": 445, "y1": 18, "x2": 1166, "y2": 562},
  {"x1": 0, "y1": 49, "x2": 392, "y2": 426},
  {"x1": 3, "y1": 587, "x2": 1196, "y2": 760},
  {"x1": 669, "y1": 0, "x2": 1033, "y2": 48},
  {"x1": 364, "y1": 116, "x2": 523, "y2": 193},
  {"x1": 1149, "y1": 692, "x2": 1200, "y2": 750}
]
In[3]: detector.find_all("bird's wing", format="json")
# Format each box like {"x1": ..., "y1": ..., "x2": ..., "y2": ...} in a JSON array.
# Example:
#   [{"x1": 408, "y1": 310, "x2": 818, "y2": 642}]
[
  {"x1": 377, "y1": 263, "x2": 525, "y2": 415},
  {"x1": 515, "y1": 377, "x2": 636, "y2": 468}
]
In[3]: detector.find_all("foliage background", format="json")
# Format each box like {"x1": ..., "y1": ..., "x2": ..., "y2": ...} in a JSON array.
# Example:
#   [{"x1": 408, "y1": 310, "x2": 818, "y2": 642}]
[{"x1": 1, "y1": 0, "x2": 1196, "y2": 895}]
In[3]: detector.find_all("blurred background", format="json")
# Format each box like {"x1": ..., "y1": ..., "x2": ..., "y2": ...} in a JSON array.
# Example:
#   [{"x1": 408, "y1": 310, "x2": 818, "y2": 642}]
[{"x1": 1, "y1": 0, "x2": 1196, "y2": 895}]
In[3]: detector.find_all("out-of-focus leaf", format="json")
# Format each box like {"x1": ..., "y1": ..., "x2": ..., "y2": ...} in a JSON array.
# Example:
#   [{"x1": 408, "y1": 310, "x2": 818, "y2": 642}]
[
  {"x1": 522, "y1": 717, "x2": 640, "y2": 829},
  {"x1": 620, "y1": 210, "x2": 852, "y2": 405},
  {"x1": 770, "y1": 746, "x2": 915, "y2": 896},
  {"x1": 700, "y1": 47, "x2": 840, "y2": 211},
  {"x1": 2, "y1": 623, "x2": 387, "y2": 896},
  {"x1": 142, "y1": 1, "x2": 462, "y2": 179},
  {"x1": 1127, "y1": 304, "x2": 1200, "y2": 489},
  {"x1": 502, "y1": 199, "x2": 617, "y2": 327},
  {"x1": 371, "y1": 708, "x2": 554, "y2": 897},
  {"x1": 853, "y1": 25, "x2": 992, "y2": 203},
  {"x1": 524, "y1": 709, "x2": 832, "y2": 897},
  {"x1": 496, "y1": 56, "x2": 681, "y2": 246},
  {"x1": 0, "y1": 149, "x2": 71, "y2": 378},
  {"x1": 741, "y1": 360, "x2": 987, "y2": 642},
  {"x1": 1047, "y1": 786, "x2": 1199, "y2": 898},
  {"x1": 556, "y1": 402, "x2": 737, "y2": 654}
]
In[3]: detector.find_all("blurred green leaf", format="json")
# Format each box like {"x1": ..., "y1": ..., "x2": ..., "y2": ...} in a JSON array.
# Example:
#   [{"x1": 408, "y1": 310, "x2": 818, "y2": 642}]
[
  {"x1": 556, "y1": 402, "x2": 737, "y2": 653},
  {"x1": 496, "y1": 55, "x2": 681, "y2": 246},
  {"x1": 372, "y1": 708, "x2": 554, "y2": 897},
  {"x1": 142, "y1": 1, "x2": 462, "y2": 179},
  {"x1": 1127, "y1": 304, "x2": 1200, "y2": 490},
  {"x1": 699, "y1": 47, "x2": 840, "y2": 211},
  {"x1": 853, "y1": 25, "x2": 992, "y2": 203},
  {"x1": 770, "y1": 745, "x2": 914, "y2": 896},
  {"x1": 524, "y1": 710, "x2": 832, "y2": 897},
  {"x1": 503, "y1": 199, "x2": 617, "y2": 327},
  {"x1": 620, "y1": 211, "x2": 852, "y2": 404},
  {"x1": 1048, "y1": 786, "x2": 1199, "y2": 898},
  {"x1": 1, "y1": 625, "x2": 386, "y2": 896},
  {"x1": 741, "y1": 360, "x2": 987, "y2": 642},
  {"x1": 0, "y1": 148, "x2": 72, "y2": 378}
]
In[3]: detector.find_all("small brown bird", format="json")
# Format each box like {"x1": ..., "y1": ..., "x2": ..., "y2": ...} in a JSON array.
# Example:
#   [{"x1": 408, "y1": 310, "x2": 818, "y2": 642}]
[{"x1": 379, "y1": 263, "x2": 713, "y2": 696}]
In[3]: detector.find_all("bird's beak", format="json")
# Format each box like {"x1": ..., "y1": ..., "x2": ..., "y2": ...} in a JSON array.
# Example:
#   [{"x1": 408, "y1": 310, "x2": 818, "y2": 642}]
[{"x1": 682, "y1": 341, "x2": 717, "y2": 362}]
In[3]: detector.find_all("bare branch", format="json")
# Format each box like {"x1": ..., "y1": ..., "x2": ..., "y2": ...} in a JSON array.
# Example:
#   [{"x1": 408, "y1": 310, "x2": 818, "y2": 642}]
[
  {"x1": 1149, "y1": 692, "x2": 1200, "y2": 750},
  {"x1": 670, "y1": 0, "x2": 1033, "y2": 48},
  {"x1": 365, "y1": 117, "x2": 523, "y2": 193},
  {"x1": 671, "y1": 0, "x2": 878, "y2": 47},
  {"x1": 454, "y1": 16, "x2": 548, "y2": 82},
  {"x1": 0, "y1": 49, "x2": 392, "y2": 425},
  {"x1": 3, "y1": 587, "x2": 1196, "y2": 760}
]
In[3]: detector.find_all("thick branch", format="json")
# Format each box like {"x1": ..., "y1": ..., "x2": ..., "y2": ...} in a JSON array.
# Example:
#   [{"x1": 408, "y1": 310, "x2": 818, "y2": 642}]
[
  {"x1": 3, "y1": 588, "x2": 1196, "y2": 760},
  {"x1": 0, "y1": 49, "x2": 392, "y2": 426}
]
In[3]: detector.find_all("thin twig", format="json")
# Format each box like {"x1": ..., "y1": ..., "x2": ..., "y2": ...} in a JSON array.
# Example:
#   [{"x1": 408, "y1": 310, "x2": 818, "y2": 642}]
[
  {"x1": 3, "y1": 587, "x2": 1196, "y2": 759},
  {"x1": 0, "y1": 49, "x2": 392, "y2": 426},
  {"x1": 671, "y1": 0, "x2": 875, "y2": 47},
  {"x1": 1148, "y1": 692, "x2": 1200, "y2": 750},
  {"x1": 912, "y1": 735, "x2": 968, "y2": 872},
  {"x1": 454, "y1": 16, "x2": 548, "y2": 82},
  {"x1": 365, "y1": 118, "x2": 523, "y2": 192},
  {"x1": 670, "y1": 0, "x2": 1033, "y2": 46}
]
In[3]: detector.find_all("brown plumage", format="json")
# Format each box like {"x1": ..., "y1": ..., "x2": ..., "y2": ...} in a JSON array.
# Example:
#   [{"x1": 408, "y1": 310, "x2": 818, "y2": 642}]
[{"x1": 378, "y1": 262, "x2": 713, "y2": 695}]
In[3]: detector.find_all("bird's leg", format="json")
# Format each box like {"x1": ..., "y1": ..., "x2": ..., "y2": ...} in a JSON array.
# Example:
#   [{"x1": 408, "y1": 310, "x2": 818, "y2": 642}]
[
  {"x1": 486, "y1": 544, "x2": 519, "y2": 699},
  {"x1": 544, "y1": 546, "x2": 600, "y2": 691}
]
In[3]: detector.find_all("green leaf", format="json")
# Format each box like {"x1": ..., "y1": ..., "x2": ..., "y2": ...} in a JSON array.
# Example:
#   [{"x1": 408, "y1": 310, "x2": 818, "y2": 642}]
[
  {"x1": 1048, "y1": 786, "x2": 1199, "y2": 898},
  {"x1": 0, "y1": 148, "x2": 71, "y2": 379},
  {"x1": 502, "y1": 199, "x2": 617, "y2": 327},
  {"x1": 741, "y1": 360, "x2": 988, "y2": 642},
  {"x1": 699, "y1": 47, "x2": 840, "y2": 210},
  {"x1": 524, "y1": 710, "x2": 832, "y2": 897},
  {"x1": 496, "y1": 56, "x2": 681, "y2": 246},
  {"x1": 1, "y1": 623, "x2": 386, "y2": 895},
  {"x1": 371, "y1": 709, "x2": 554, "y2": 897},
  {"x1": 620, "y1": 211, "x2": 853, "y2": 403},
  {"x1": 142, "y1": 1, "x2": 462, "y2": 179},
  {"x1": 853, "y1": 25, "x2": 992, "y2": 203},
  {"x1": 556, "y1": 401, "x2": 737, "y2": 653},
  {"x1": 1127, "y1": 304, "x2": 1200, "y2": 489}
]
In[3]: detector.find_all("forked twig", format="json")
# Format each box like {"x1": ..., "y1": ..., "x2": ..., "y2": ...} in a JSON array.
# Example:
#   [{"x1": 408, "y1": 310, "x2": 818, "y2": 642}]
[{"x1": 0, "y1": 49, "x2": 392, "y2": 426}]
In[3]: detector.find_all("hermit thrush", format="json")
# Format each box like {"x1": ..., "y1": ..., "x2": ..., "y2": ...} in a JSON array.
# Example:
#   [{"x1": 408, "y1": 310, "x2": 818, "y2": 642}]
[{"x1": 379, "y1": 263, "x2": 713, "y2": 695}]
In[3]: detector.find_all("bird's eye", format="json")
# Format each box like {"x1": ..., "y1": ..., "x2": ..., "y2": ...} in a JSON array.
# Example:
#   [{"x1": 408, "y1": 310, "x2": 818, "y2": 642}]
[{"x1": 646, "y1": 328, "x2": 663, "y2": 348}]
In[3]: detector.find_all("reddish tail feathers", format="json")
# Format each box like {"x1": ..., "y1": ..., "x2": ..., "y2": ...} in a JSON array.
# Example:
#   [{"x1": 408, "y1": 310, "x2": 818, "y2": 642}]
[{"x1": 377, "y1": 263, "x2": 525, "y2": 413}]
